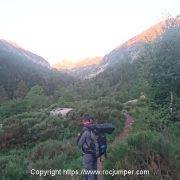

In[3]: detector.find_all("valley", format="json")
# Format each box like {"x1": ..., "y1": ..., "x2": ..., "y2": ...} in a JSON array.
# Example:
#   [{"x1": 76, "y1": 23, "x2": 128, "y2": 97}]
[{"x1": 0, "y1": 17, "x2": 180, "y2": 180}]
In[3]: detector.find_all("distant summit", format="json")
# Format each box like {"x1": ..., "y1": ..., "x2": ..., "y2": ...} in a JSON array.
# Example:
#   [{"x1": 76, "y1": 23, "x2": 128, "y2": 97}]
[
  {"x1": 122, "y1": 17, "x2": 180, "y2": 48},
  {"x1": 58, "y1": 17, "x2": 180, "y2": 79},
  {"x1": 53, "y1": 56, "x2": 102, "y2": 70},
  {"x1": 53, "y1": 59, "x2": 73, "y2": 70},
  {"x1": 122, "y1": 21, "x2": 165, "y2": 48}
]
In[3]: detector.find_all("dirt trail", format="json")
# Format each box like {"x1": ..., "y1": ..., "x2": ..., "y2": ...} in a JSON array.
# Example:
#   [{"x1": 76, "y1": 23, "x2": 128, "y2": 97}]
[
  {"x1": 112, "y1": 113, "x2": 135, "y2": 145},
  {"x1": 97, "y1": 112, "x2": 135, "y2": 180}
]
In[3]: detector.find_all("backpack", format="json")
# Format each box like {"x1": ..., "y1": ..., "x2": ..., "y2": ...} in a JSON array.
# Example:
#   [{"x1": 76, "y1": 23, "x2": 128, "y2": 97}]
[
  {"x1": 91, "y1": 123, "x2": 115, "y2": 134},
  {"x1": 90, "y1": 123, "x2": 114, "y2": 158},
  {"x1": 92, "y1": 130, "x2": 107, "y2": 158},
  {"x1": 77, "y1": 123, "x2": 114, "y2": 158}
]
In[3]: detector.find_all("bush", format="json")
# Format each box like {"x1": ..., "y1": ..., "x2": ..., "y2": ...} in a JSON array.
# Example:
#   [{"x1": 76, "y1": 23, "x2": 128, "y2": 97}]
[
  {"x1": 105, "y1": 112, "x2": 179, "y2": 180},
  {"x1": 0, "y1": 152, "x2": 28, "y2": 180},
  {"x1": 30, "y1": 140, "x2": 65, "y2": 161},
  {"x1": 0, "y1": 99, "x2": 29, "y2": 118}
]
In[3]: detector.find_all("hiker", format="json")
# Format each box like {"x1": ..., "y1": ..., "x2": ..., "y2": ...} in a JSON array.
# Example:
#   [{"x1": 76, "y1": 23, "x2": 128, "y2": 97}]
[
  {"x1": 77, "y1": 114, "x2": 98, "y2": 180},
  {"x1": 77, "y1": 114, "x2": 115, "y2": 180}
]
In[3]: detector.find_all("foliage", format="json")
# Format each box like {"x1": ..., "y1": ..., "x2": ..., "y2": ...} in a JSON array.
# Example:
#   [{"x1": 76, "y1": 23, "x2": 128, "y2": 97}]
[
  {"x1": 14, "y1": 80, "x2": 28, "y2": 99},
  {"x1": 0, "y1": 85, "x2": 8, "y2": 103},
  {"x1": 0, "y1": 99, "x2": 29, "y2": 118},
  {"x1": 105, "y1": 106, "x2": 180, "y2": 180},
  {"x1": 0, "y1": 48, "x2": 73, "y2": 99},
  {"x1": 138, "y1": 21, "x2": 180, "y2": 113}
]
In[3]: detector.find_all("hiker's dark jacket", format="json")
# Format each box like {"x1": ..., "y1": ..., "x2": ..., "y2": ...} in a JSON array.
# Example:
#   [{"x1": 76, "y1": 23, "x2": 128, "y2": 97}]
[
  {"x1": 77, "y1": 126, "x2": 99, "y2": 180},
  {"x1": 77, "y1": 127, "x2": 98, "y2": 155}
]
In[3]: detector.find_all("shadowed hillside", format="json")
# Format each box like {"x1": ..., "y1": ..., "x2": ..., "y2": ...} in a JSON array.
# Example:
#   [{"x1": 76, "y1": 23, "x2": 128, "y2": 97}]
[{"x1": 0, "y1": 40, "x2": 73, "y2": 99}]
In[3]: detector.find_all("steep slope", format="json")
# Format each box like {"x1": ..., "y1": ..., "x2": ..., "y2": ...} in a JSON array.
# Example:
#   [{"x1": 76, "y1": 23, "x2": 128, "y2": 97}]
[
  {"x1": 101, "y1": 17, "x2": 180, "y2": 67},
  {"x1": 71, "y1": 17, "x2": 180, "y2": 79},
  {"x1": 89, "y1": 17, "x2": 180, "y2": 98},
  {"x1": 0, "y1": 40, "x2": 73, "y2": 98},
  {"x1": 0, "y1": 39, "x2": 50, "y2": 68},
  {"x1": 101, "y1": 21, "x2": 165, "y2": 67}
]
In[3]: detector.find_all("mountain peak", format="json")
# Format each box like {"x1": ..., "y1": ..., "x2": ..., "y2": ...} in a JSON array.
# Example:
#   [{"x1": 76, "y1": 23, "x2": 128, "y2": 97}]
[
  {"x1": 53, "y1": 56, "x2": 102, "y2": 70},
  {"x1": 101, "y1": 17, "x2": 180, "y2": 67},
  {"x1": 122, "y1": 17, "x2": 180, "y2": 48}
]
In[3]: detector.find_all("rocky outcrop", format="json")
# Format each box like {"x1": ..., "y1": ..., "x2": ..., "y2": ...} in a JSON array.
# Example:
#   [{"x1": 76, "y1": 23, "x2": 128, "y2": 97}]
[{"x1": 50, "y1": 108, "x2": 73, "y2": 117}]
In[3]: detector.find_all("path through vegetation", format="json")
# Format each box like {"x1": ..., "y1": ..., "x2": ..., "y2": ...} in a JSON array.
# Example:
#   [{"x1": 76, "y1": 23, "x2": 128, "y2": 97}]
[
  {"x1": 97, "y1": 112, "x2": 135, "y2": 180},
  {"x1": 113, "y1": 112, "x2": 135, "y2": 145}
]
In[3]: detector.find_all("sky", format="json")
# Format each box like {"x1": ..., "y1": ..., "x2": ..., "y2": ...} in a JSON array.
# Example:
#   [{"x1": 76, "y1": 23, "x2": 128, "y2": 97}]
[{"x1": 0, "y1": 0, "x2": 179, "y2": 65}]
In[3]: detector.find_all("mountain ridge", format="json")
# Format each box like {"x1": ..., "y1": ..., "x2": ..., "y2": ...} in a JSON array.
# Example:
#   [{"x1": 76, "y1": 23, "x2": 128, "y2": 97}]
[
  {"x1": 53, "y1": 19, "x2": 172, "y2": 75},
  {"x1": 0, "y1": 39, "x2": 50, "y2": 68},
  {"x1": 54, "y1": 17, "x2": 180, "y2": 75},
  {"x1": 53, "y1": 56, "x2": 102, "y2": 70},
  {"x1": 95, "y1": 17, "x2": 180, "y2": 74}
]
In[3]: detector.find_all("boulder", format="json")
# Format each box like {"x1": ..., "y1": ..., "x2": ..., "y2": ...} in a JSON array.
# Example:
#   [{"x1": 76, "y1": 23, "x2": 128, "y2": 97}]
[{"x1": 50, "y1": 108, "x2": 73, "y2": 117}]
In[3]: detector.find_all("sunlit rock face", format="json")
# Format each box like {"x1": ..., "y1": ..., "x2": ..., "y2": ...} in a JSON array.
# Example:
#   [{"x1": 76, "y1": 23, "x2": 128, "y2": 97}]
[
  {"x1": 53, "y1": 56, "x2": 102, "y2": 70},
  {"x1": 101, "y1": 18, "x2": 180, "y2": 67}
]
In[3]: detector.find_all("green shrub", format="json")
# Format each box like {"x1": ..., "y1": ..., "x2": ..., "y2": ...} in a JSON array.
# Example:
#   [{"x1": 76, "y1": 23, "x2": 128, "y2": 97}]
[
  {"x1": 0, "y1": 152, "x2": 28, "y2": 180},
  {"x1": 30, "y1": 140, "x2": 79, "y2": 161},
  {"x1": 0, "y1": 99, "x2": 29, "y2": 118}
]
